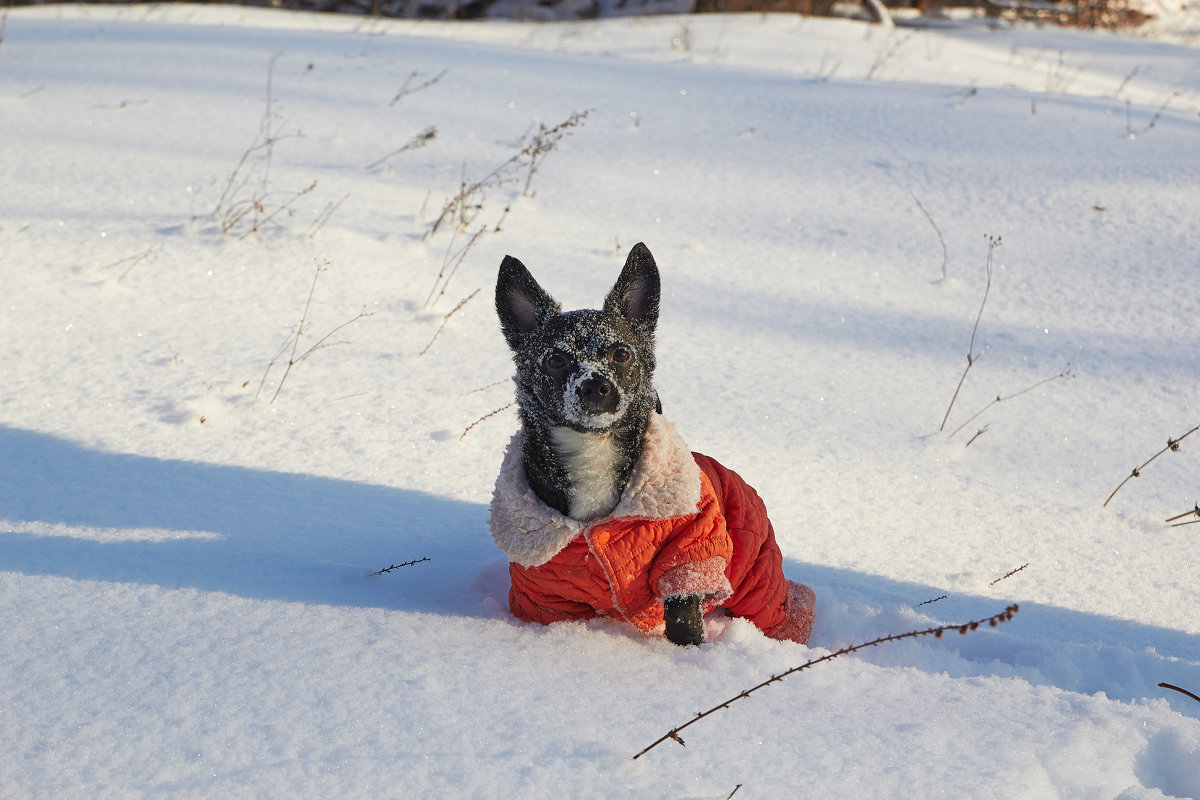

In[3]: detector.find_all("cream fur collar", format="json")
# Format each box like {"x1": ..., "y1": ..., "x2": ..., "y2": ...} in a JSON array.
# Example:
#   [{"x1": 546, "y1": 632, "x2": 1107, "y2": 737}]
[{"x1": 489, "y1": 413, "x2": 702, "y2": 568}]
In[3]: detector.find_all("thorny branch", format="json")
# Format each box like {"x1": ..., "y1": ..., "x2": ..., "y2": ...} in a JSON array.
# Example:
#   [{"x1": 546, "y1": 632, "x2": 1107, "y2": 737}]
[
  {"x1": 989, "y1": 563, "x2": 1029, "y2": 586},
  {"x1": 460, "y1": 402, "x2": 516, "y2": 441},
  {"x1": 371, "y1": 557, "x2": 431, "y2": 576},
  {"x1": 918, "y1": 563, "x2": 1028, "y2": 607},
  {"x1": 1103, "y1": 424, "x2": 1200, "y2": 507},
  {"x1": 632, "y1": 605, "x2": 1020, "y2": 760},
  {"x1": 940, "y1": 235, "x2": 1000, "y2": 432}
]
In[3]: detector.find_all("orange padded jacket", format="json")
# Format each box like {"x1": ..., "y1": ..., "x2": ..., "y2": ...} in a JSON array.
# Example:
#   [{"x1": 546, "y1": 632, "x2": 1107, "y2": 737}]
[{"x1": 488, "y1": 414, "x2": 814, "y2": 643}]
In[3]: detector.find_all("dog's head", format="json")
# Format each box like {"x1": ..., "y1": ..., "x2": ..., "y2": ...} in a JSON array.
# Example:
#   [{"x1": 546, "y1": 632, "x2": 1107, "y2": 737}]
[{"x1": 496, "y1": 243, "x2": 660, "y2": 434}]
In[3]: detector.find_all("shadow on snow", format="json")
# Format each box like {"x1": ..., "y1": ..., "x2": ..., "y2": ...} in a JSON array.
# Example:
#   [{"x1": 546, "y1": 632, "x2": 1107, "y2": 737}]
[
  {"x1": 2, "y1": 425, "x2": 1195, "y2": 712},
  {"x1": 0, "y1": 424, "x2": 504, "y2": 616}
]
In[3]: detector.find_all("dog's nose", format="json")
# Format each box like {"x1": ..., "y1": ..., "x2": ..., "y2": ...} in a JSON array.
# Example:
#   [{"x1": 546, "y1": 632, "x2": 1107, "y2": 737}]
[{"x1": 577, "y1": 375, "x2": 618, "y2": 413}]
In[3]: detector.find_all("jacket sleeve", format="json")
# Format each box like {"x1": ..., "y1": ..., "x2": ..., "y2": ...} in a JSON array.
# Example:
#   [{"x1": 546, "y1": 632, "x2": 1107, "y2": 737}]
[{"x1": 648, "y1": 468, "x2": 734, "y2": 602}]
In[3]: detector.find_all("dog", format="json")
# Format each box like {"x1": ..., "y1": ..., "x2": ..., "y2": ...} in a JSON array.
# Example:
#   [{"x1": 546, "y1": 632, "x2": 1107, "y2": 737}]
[{"x1": 488, "y1": 243, "x2": 815, "y2": 646}]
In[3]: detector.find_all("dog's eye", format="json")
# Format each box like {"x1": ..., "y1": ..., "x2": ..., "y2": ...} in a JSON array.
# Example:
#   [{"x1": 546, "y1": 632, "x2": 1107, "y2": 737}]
[
  {"x1": 610, "y1": 345, "x2": 632, "y2": 364},
  {"x1": 544, "y1": 352, "x2": 569, "y2": 371}
]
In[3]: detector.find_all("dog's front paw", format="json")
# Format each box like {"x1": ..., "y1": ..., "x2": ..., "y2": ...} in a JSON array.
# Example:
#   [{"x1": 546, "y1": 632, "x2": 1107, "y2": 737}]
[{"x1": 663, "y1": 593, "x2": 705, "y2": 646}]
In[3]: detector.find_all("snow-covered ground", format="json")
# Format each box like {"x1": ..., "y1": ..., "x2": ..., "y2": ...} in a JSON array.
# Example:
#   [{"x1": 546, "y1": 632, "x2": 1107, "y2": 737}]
[{"x1": 2, "y1": 4, "x2": 1199, "y2": 797}]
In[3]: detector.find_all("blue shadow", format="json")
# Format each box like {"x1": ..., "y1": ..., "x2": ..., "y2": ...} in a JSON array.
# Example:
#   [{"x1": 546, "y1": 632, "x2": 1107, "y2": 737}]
[
  {"x1": 0, "y1": 424, "x2": 505, "y2": 615},
  {"x1": 788, "y1": 558, "x2": 1200, "y2": 714}
]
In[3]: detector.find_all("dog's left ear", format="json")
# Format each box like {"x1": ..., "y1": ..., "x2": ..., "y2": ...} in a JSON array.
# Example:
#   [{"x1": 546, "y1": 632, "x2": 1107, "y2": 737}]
[
  {"x1": 604, "y1": 242, "x2": 660, "y2": 335},
  {"x1": 496, "y1": 255, "x2": 562, "y2": 350}
]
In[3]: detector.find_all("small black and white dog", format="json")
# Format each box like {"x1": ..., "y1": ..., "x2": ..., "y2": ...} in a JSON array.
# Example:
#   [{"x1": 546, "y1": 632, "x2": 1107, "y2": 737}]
[{"x1": 488, "y1": 243, "x2": 815, "y2": 647}]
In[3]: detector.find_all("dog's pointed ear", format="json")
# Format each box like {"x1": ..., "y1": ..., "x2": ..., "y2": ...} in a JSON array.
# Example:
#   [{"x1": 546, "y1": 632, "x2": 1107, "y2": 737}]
[
  {"x1": 604, "y1": 242, "x2": 660, "y2": 334},
  {"x1": 496, "y1": 255, "x2": 560, "y2": 349}
]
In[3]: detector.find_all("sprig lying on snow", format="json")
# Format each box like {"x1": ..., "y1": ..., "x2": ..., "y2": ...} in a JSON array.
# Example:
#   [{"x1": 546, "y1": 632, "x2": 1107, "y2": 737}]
[
  {"x1": 632, "y1": 605, "x2": 1020, "y2": 760},
  {"x1": 371, "y1": 557, "x2": 431, "y2": 576}
]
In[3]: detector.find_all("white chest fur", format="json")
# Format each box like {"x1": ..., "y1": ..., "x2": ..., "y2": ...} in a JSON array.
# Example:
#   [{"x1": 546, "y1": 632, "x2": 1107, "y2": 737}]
[{"x1": 549, "y1": 426, "x2": 624, "y2": 521}]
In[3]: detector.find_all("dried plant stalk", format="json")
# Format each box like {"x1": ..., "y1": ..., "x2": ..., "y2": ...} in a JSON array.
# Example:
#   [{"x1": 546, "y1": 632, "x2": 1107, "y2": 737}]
[
  {"x1": 632, "y1": 605, "x2": 1020, "y2": 760},
  {"x1": 1103, "y1": 424, "x2": 1200, "y2": 507},
  {"x1": 940, "y1": 235, "x2": 1000, "y2": 432}
]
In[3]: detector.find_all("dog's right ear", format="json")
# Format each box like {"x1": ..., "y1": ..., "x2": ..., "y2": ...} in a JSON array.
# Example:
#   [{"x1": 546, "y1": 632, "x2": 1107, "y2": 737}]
[
  {"x1": 604, "y1": 242, "x2": 660, "y2": 336},
  {"x1": 496, "y1": 255, "x2": 561, "y2": 349}
]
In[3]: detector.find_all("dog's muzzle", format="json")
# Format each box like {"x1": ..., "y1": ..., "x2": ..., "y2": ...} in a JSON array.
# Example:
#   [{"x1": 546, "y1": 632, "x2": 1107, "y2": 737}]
[{"x1": 576, "y1": 374, "x2": 619, "y2": 415}]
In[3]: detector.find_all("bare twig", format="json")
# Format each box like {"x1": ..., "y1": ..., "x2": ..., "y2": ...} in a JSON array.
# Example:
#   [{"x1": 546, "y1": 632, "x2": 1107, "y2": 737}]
[
  {"x1": 520, "y1": 114, "x2": 588, "y2": 197},
  {"x1": 865, "y1": 31, "x2": 915, "y2": 80},
  {"x1": 98, "y1": 246, "x2": 160, "y2": 283},
  {"x1": 1144, "y1": 91, "x2": 1181, "y2": 132},
  {"x1": 947, "y1": 364, "x2": 1073, "y2": 439},
  {"x1": 916, "y1": 595, "x2": 948, "y2": 607},
  {"x1": 1127, "y1": 91, "x2": 1182, "y2": 137},
  {"x1": 211, "y1": 53, "x2": 311, "y2": 238},
  {"x1": 1164, "y1": 505, "x2": 1200, "y2": 525},
  {"x1": 257, "y1": 263, "x2": 372, "y2": 404},
  {"x1": 1103, "y1": 424, "x2": 1200, "y2": 507},
  {"x1": 389, "y1": 68, "x2": 448, "y2": 106},
  {"x1": 426, "y1": 110, "x2": 589, "y2": 239},
  {"x1": 371, "y1": 557, "x2": 431, "y2": 576},
  {"x1": 964, "y1": 426, "x2": 989, "y2": 449},
  {"x1": 989, "y1": 563, "x2": 1029, "y2": 586},
  {"x1": 464, "y1": 379, "x2": 510, "y2": 395},
  {"x1": 418, "y1": 289, "x2": 480, "y2": 356},
  {"x1": 307, "y1": 193, "x2": 349, "y2": 239},
  {"x1": 632, "y1": 605, "x2": 1020, "y2": 760},
  {"x1": 236, "y1": 180, "x2": 318, "y2": 240},
  {"x1": 460, "y1": 402, "x2": 516, "y2": 441},
  {"x1": 424, "y1": 226, "x2": 484, "y2": 311},
  {"x1": 940, "y1": 235, "x2": 1000, "y2": 432},
  {"x1": 365, "y1": 125, "x2": 437, "y2": 171},
  {"x1": 1158, "y1": 682, "x2": 1200, "y2": 704},
  {"x1": 1112, "y1": 65, "x2": 1140, "y2": 98},
  {"x1": 909, "y1": 189, "x2": 948, "y2": 282}
]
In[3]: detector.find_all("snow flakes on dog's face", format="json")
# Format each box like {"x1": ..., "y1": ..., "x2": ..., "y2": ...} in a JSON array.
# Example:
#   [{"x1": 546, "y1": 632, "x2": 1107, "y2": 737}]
[{"x1": 510, "y1": 308, "x2": 655, "y2": 433}]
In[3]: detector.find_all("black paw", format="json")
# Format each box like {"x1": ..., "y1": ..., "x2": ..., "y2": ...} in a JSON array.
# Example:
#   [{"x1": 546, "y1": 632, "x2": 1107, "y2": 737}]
[{"x1": 663, "y1": 593, "x2": 705, "y2": 646}]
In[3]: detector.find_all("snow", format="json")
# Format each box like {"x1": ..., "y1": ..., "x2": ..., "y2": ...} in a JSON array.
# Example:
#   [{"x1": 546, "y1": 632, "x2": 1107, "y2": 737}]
[{"x1": 2, "y1": 3, "x2": 1200, "y2": 797}]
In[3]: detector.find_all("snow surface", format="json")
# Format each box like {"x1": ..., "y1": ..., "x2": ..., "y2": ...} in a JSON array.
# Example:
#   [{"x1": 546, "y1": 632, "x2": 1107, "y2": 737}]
[{"x1": 2, "y1": 4, "x2": 1200, "y2": 798}]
